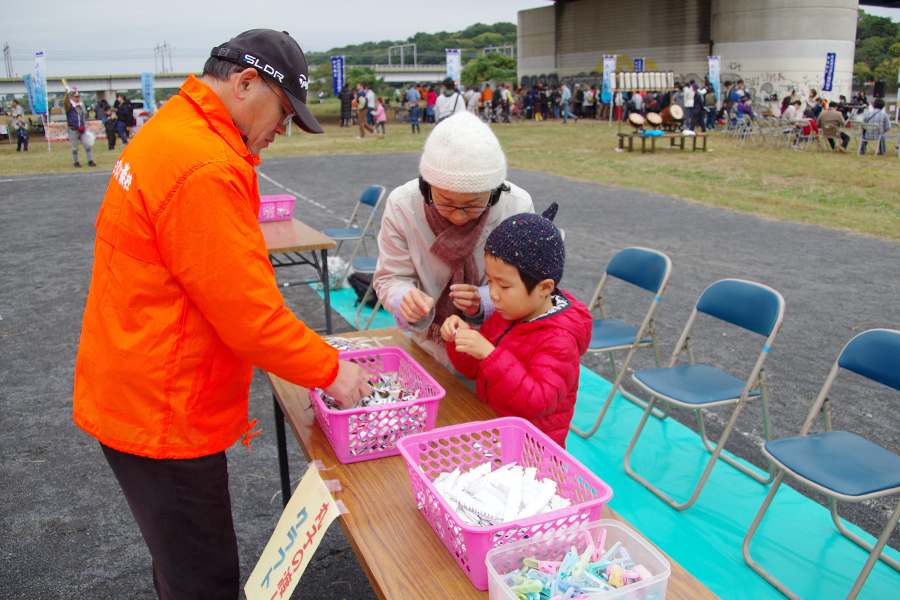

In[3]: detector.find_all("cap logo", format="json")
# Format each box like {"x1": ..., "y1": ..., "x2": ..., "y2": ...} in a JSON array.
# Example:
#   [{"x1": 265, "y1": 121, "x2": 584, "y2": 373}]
[
  {"x1": 298, "y1": 74, "x2": 308, "y2": 89},
  {"x1": 242, "y1": 54, "x2": 284, "y2": 83},
  {"x1": 218, "y1": 48, "x2": 229, "y2": 56}
]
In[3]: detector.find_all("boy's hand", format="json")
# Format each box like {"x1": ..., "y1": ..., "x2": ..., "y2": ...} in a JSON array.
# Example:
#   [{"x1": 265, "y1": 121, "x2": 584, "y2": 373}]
[
  {"x1": 400, "y1": 288, "x2": 434, "y2": 323},
  {"x1": 453, "y1": 329, "x2": 495, "y2": 360},
  {"x1": 449, "y1": 284, "x2": 481, "y2": 315},
  {"x1": 440, "y1": 315, "x2": 470, "y2": 342}
]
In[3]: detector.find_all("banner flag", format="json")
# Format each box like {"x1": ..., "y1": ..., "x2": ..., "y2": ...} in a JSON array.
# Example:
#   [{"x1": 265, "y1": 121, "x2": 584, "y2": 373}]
[
  {"x1": 823, "y1": 53, "x2": 836, "y2": 92},
  {"x1": 708, "y1": 56, "x2": 721, "y2": 104},
  {"x1": 331, "y1": 56, "x2": 344, "y2": 96},
  {"x1": 446, "y1": 49, "x2": 461, "y2": 82},
  {"x1": 141, "y1": 72, "x2": 155, "y2": 114},
  {"x1": 22, "y1": 74, "x2": 36, "y2": 113},
  {"x1": 33, "y1": 52, "x2": 48, "y2": 115},
  {"x1": 633, "y1": 58, "x2": 644, "y2": 73},
  {"x1": 601, "y1": 55, "x2": 617, "y2": 103}
]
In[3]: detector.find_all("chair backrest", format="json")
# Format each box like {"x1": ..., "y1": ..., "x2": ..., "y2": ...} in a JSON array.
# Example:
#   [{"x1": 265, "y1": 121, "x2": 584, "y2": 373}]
[
  {"x1": 837, "y1": 329, "x2": 900, "y2": 391},
  {"x1": 696, "y1": 279, "x2": 784, "y2": 337},
  {"x1": 359, "y1": 185, "x2": 384, "y2": 208},
  {"x1": 606, "y1": 247, "x2": 671, "y2": 294},
  {"x1": 860, "y1": 123, "x2": 882, "y2": 135}
]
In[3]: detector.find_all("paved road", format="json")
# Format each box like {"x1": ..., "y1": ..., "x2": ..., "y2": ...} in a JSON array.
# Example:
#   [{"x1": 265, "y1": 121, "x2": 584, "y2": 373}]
[{"x1": 2, "y1": 153, "x2": 898, "y2": 599}]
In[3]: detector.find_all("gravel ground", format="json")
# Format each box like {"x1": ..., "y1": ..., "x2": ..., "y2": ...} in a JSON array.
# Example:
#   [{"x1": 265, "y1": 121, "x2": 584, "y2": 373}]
[{"x1": 1, "y1": 153, "x2": 898, "y2": 599}]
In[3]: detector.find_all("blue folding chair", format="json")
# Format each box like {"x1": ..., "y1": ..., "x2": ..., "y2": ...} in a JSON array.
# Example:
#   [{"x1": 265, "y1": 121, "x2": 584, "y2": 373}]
[
  {"x1": 743, "y1": 329, "x2": 900, "y2": 600},
  {"x1": 624, "y1": 279, "x2": 785, "y2": 510},
  {"x1": 570, "y1": 247, "x2": 673, "y2": 439},
  {"x1": 350, "y1": 257, "x2": 382, "y2": 331},
  {"x1": 323, "y1": 185, "x2": 386, "y2": 287}
]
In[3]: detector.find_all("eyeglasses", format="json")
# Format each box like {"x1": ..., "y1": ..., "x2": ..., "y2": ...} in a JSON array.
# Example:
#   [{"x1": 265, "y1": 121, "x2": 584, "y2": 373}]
[
  {"x1": 261, "y1": 79, "x2": 296, "y2": 127},
  {"x1": 428, "y1": 202, "x2": 490, "y2": 214}
]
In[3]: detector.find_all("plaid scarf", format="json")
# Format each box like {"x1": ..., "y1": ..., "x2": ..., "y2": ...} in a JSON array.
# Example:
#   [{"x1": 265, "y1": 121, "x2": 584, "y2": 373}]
[{"x1": 424, "y1": 203, "x2": 490, "y2": 344}]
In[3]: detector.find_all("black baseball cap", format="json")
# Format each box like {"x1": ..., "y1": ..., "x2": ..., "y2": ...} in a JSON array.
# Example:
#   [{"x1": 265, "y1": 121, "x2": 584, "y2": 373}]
[{"x1": 211, "y1": 29, "x2": 323, "y2": 134}]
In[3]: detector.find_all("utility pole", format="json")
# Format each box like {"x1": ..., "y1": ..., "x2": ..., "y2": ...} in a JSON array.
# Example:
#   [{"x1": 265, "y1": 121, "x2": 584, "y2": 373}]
[
  {"x1": 3, "y1": 43, "x2": 13, "y2": 78},
  {"x1": 154, "y1": 42, "x2": 174, "y2": 74},
  {"x1": 388, "y1": 43, "x2": 417, "y2": 66}
]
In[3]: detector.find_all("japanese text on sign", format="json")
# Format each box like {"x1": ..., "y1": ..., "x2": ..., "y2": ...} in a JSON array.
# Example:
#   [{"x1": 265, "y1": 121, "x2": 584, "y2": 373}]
[{"x1": 244, "y1": 465, "x2": 341, "y2": 600}]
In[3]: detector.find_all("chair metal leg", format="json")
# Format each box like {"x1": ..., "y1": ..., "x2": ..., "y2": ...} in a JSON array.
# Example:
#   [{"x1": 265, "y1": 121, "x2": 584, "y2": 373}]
[
  {"x1": 742, "y1": 472, "x2": 802, "y2": 599},
  {"x1": 353, "y1": 282, "x2": 382, "y2": 331},
  {"x1": 829, "y1": 497, "x2": 900, "y2": 573},
  {"x1": 625, "y1": 391, "x2": 761, "y2": 510}
]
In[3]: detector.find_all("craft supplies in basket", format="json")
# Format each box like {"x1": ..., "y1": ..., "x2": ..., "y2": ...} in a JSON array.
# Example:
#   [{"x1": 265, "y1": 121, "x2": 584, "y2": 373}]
[
  {"x1": 308, "y1": 347, "x2": 444, "y2": 464},
  {"x1": 486, "y1": 520, "x2": 671, "y2": 600},
  {"x1": 257, "y1": 194, "x2": 295, "y2": 222},
  {"x1": 396, "y1": 417, "x2": 614, "y2": 590}
]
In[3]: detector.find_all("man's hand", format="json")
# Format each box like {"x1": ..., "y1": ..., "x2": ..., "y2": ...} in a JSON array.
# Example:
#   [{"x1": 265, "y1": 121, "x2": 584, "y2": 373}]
[
  {"x1": 440, "y1": 315, "x2": 471, "y2": 343},
  {"x1": 322, "y1": 359, "x2": 373, "y2": 409},
  {"x1": 453, "y1": 329, "x2": 495, "y2": 360},
  {"x1": 449, "y1": 284, "x2": 482, "y2": 316},
  {"x1": 400, "y1": 288, "x2": 434, "y2": 323}
]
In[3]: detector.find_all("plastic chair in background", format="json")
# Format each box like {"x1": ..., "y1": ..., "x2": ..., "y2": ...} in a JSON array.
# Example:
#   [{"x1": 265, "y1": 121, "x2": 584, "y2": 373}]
[
  {"x1": 322, "y1": 185, "x2": 386, "y2": 288},
  {"x1": 570, "y1": 247, "x2": 673, "y2": 439},
  {"x1": 350, "y1": 257, "x2": 382, "y2": 331},
  {"x1": 743, "y1": 329, "x2": 900, "y2": 600},
  {"x1": 858, "y1": 123, "x2": 884, "y2": 156},
  {"x1": 624, "y1": 279, "x2": 786, "y2": 510}
]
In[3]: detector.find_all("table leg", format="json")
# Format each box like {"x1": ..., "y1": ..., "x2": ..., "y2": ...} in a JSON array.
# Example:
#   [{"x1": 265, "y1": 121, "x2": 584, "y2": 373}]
[
  {"x1": 681, "y1": 137, "x2": 685, "y2": 150},
  {"x1": 628, "y1": 136, "x2": 633, "y2": 152},
  {"x1": 274, "y1": 394, "x2": 291, "y2": 507},
  {"x1": 703, "y1": 135, "x2": 708, "y2": 151},
  {"x1": 321, "y1": 249, "x2": 333, "y2": 335},
  {"x1": 618, "y1": 135, "x2": 624, "y2": 150}
]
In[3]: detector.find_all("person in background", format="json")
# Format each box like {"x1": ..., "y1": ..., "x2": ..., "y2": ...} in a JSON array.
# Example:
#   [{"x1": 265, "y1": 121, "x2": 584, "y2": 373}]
[
  {"x1": 783, "y1": 99, "x2": 803, "y2": 125},
  {"x1": 373, "y1": 112, "x2": 534, "y2": 371},
  {"x1": 338, "y1": 83, "x2": 353, "y2": 127},
  {"x1": 434, "y1": 77, "x2": 466, "y2": 123},
  {"x1": 704, "y1": 84, "x2": 717, "y2": 130},
  {"x1": 14, "y1": 113, "x2": 28, "y2": 151},
  {"x1": 9, "y1": 98, "x2": 25, "y2": 120},
  {"x1": 582, "y1": 85, "x2": 595, "y2": 119},
  {"x1": 74, "y1": 29, "x2": 372, "y2": 600},
  {"x1": 405, "y1": 83, "x2": 421, "y2": 107},
  {"x1": 573, "y1": 84, "x2": 583, "y2": 118},
  {"x1": 102, "y1": 105, "x2": 117, "y2": 150},
  {"x1": 550, "y1": 85, "x2": 561, "y2": 120},
  {"x1": 425, "y1": 85, "x2": 437, "y2": 124},
  {"x1": 465, "y1": 85, "x2": 479, "y2": 115},
  {"x1": 318, "y1": 90, "x2": 324, "y2": 104},
  {"x1": 812, "y1": 97, "x2": 824, "y2": 120},
  {"x1": 780, "y1": 96, "x2": 791, "y2": 116},
  {"x1": 114, "y1": 93, "x2": 132, "y2": 147},
  {"x1": 817, "y1": 102, "x2": 850, "y2": 153},
  {"x1": 409, "y1": 101, "x2": 421, "y2": 133},
  {"x1": 736, "y1": 97, "x2": 754, "y2": 120},
  {"x1": 64, "y1": 86, "x2": 96, "y2": 167},
  {"x1": 860, "y1": 98, "x2": 891, "y2": 155},
  {"x1": 689, "y1": 83, "x2": 705, "y2": 131},
  {"x1": 682, "y1": 80, "x2": 695, "y2": 129},
  {"x1": 480, "y1": 83, "x2": 494, "y2": 111},
  {"x1": 365, "y1": 84, "x2": 376, "y2": 128},
  {"x1": 355, "y1": 82, "x2": 374, "y2": 139},
  {"x1": 441, "y1": 203, "x2": 592, "y2": 448},
  {"x1": 373, "y1": 97, "x2": 387, "y2": 138}
]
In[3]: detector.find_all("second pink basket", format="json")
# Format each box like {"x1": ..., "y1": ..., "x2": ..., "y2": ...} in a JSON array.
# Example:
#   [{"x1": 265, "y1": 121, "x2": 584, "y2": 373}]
[{"x1": 396, "y1": 417, "x2": 614, "y2": 591}]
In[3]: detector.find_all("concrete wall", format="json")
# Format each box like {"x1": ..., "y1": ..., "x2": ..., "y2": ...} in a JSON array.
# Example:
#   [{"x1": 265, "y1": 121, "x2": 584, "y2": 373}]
[
  {"x1": 517, "y1": 0, "x2": 858, "y2": 108},
  {"x1": 518, "y1": 5, "x2": 557, "y2": 76},
  {"x1": 712, "y1": 0, "x2": 858, "y2": 105}
]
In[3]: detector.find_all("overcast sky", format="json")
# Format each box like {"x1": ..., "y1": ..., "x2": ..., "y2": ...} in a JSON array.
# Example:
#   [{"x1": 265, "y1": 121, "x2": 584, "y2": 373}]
[
  {"x1": 2, "y1": 0, "x2": 546, "y2": 77},
  {"x1": 4, "y1": 2, "x2": 900, "y2": 78}
]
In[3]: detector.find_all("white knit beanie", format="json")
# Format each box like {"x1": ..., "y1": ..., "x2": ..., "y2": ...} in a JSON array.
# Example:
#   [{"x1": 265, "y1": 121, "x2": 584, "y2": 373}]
[{"x1": 419, "y1": 111, "x2": 507, "y2": 193}]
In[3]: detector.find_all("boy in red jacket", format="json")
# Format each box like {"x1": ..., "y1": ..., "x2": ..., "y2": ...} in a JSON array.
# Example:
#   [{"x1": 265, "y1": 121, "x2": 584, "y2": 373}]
[{"x1": 441, "y1": 203, "x2": 592, "y2": 447}]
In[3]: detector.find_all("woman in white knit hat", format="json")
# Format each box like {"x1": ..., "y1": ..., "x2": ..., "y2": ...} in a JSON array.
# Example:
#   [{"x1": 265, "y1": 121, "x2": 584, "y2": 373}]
[{"x1": 374, "y1": 111, "x2": 534, "y2": 371}]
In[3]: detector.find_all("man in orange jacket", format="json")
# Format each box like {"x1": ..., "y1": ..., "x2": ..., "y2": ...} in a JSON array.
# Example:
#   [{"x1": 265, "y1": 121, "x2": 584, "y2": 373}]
[{"x1": 73, "y1": 29, "x2": 371, "y2": 600}]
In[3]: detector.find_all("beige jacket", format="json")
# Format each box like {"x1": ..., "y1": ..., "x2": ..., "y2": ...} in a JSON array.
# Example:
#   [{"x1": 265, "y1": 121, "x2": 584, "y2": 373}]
[{"x1": 374, "y1": 178, "x2": 534, "y2": 370}]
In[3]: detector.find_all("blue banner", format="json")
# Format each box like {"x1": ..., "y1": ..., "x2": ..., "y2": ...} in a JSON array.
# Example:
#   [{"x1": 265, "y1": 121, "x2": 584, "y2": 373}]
[
  {"x1": 823, "y1": 52, "x2": 836, "y2": 92},
  {"x1": 331, "y1": 56, "x2": 344, "y2": 96},
  {"x1": 446, "y1": 49, "x2": 461, "y2": 82},
  {"x1": 22, "y1": 74, "x2": 37, "y2": 113},
  {"x1": 601, "y1": 55, "x2": 616, "y2": 104},
  {"x1": 708, "y1": 56, "x2": 721, "y2": 104},
  {"x1": 633, "y1": 58, "x2": 644, "y2": 73},
  {"x1": 141, "y1": 72, "x2": 154, "y2": 114},
  {"x1": 33, "y1": 52, "x2": 48, "y2": 115}
]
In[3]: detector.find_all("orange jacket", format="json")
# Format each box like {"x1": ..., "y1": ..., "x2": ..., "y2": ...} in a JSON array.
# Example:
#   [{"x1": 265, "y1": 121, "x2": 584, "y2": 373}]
[{"x1": 74, "y1": 75, "x2": 338, "y2": 459}]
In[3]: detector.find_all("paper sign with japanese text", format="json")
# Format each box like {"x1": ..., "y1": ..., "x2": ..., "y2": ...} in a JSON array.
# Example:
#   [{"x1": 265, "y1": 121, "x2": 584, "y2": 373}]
[{"x1": 244, "y1": 465, "x2": 340, "y2": 600}]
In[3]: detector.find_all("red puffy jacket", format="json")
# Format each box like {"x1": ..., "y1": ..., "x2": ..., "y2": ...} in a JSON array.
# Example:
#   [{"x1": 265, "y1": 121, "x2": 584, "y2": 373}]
[{"x1": 447, "y1": 290, "x2": 592, "y2": 447}]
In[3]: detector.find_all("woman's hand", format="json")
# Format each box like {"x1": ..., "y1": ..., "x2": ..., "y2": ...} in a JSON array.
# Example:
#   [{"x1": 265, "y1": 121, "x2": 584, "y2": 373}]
[
  {"x1": 449, "y1": 284, "x2": 481, "y2": 316},
  {"x1": 400, "y1": 288, "x2": 435, "y2": 323},
  {"x1": 440, "y1": 315, "x2": 470, "y2": 342},
  {"x1": 453, "y1": 328, "x2": 495, "y2": 360}
]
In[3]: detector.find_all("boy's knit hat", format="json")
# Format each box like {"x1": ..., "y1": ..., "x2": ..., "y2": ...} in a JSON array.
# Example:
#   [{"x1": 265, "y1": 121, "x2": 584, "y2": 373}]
[
  {"x1": 485, "y1": 203, "x2": 565, "y2": 285},
  {"x1": 419, "y1": 111, "x2": 507, "y2": 193}
]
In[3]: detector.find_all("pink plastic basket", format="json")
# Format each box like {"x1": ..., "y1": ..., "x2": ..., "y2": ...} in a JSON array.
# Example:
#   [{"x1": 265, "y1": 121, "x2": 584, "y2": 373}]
[
  {"x1": 396, "y1": 417, "x2": 614, "y2": 591},
  {"x1": 258, "y1": 194, "x2": 295, "y2": 222},
  {"x1": 308, "y1": 347, "x2": 445, "y2": 464}
]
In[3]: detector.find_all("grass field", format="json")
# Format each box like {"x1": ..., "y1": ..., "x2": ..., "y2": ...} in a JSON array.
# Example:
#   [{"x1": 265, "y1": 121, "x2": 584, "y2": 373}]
[{"x1": 3, "y1": 110, "x2": 899, "y2": 240}]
